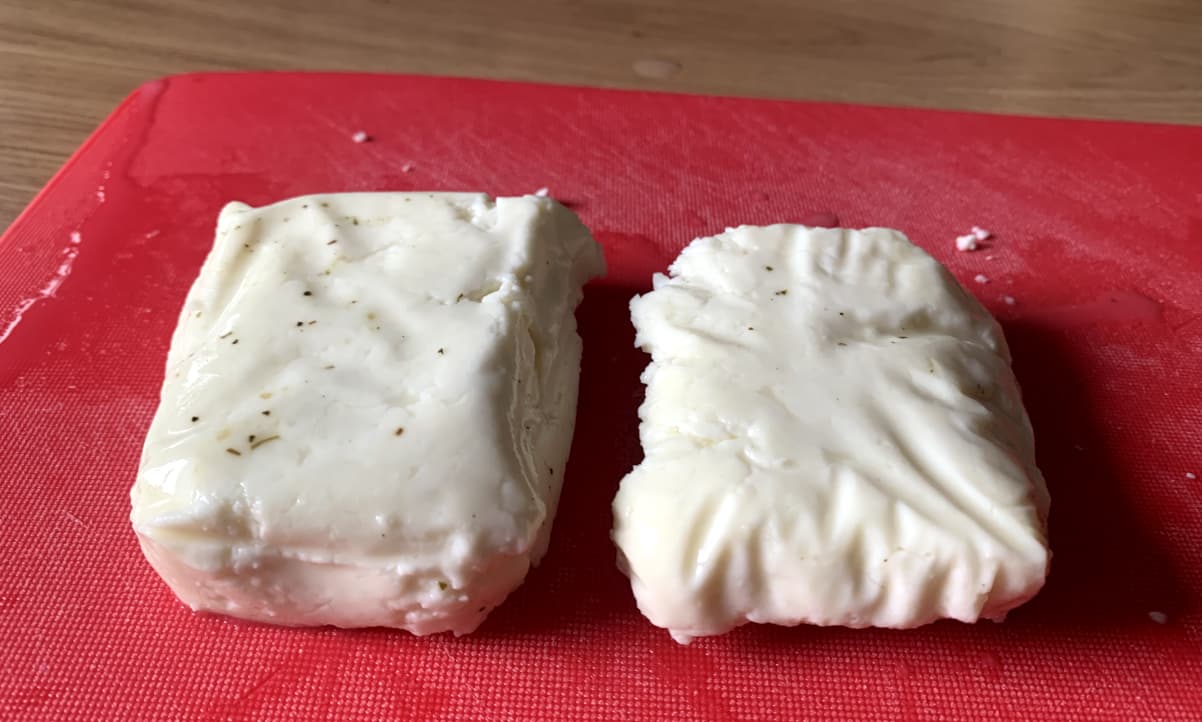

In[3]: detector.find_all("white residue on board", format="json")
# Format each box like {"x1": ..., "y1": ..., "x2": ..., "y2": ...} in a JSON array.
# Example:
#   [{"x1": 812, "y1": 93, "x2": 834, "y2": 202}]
[{"x1": 0, "y1": 230, "x2": 84, "y2": 345}]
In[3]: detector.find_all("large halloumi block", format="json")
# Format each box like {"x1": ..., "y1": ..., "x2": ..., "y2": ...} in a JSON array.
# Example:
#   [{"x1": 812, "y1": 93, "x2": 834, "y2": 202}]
[
  {"x1": 613, "y1": 225, "x2": 1050, "y2": 643},
  {"x1": 131, "y1": 192, "x2": 604, "y2": 634}
]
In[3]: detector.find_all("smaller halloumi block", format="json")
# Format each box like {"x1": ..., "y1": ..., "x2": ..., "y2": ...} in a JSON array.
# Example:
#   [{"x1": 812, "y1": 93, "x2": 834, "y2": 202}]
[
  {"x1": 612, "y1": 225, "x2": 1050, "y2": 643},
  {"x1": 131, "y1": 192, "x2": 604, "y2": 634}
]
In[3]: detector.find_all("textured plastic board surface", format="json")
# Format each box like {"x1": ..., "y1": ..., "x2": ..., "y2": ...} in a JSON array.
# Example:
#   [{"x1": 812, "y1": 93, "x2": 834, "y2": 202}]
[{"x1": 1, "y1": 73, "x2": 1201, "y2": 720}]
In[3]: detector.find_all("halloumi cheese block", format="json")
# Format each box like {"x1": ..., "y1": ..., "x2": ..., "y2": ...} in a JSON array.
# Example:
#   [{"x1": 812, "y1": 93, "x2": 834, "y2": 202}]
[
  {"x1": 131, "y1": 192, "x2": 604, "y2": 634},
  {"x1": 612, "y1": 225, "x2": 1050, "y2": 643}
]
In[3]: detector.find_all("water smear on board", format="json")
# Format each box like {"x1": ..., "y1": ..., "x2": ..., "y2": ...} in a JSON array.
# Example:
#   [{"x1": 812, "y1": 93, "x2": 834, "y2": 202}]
[{"x1": 0, "y1": 231, "x2": 84, "y2": 345}]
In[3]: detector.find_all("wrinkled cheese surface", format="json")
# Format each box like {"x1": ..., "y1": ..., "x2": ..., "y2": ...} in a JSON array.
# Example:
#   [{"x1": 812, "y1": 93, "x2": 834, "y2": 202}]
[
  {"x1": 131, "y1": 192, "x2": 604, "y2": 634},
  {"x1": 612, "y1": 225, "x2": 1050, "y2": 643}
]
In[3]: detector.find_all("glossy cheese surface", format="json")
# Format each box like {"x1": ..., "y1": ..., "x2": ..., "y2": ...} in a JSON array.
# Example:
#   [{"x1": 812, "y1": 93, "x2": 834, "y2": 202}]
[{"x1": 131, "y1": 192, "x2": 604, "y2": 634}]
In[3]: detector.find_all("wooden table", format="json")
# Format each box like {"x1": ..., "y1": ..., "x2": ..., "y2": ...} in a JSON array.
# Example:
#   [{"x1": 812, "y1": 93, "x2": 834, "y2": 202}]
[{"x1": 2, "y1": 0, "x2": 1200, "y2": 229}]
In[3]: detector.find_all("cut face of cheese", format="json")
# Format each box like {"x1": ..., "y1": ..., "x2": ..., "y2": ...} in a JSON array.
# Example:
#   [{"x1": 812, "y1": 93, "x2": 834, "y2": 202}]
[
  {"x1": 131, "y1": 192, "x2": 604, "y2": 634},
  {"x1": 612, "y1": 225, "x2": 1050, "y2": 643}
]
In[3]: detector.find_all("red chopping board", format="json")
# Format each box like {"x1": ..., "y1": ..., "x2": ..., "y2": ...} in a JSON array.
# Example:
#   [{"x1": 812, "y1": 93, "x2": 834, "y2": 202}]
[{"x1": 2, "y1": 72, "x2": 1201, "y2": 721}]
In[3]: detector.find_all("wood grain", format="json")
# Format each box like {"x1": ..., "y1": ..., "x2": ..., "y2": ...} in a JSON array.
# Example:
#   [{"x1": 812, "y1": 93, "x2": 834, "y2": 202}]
[{"x1": 2, "y1": 0, "x2": 1201, "y2": 228}]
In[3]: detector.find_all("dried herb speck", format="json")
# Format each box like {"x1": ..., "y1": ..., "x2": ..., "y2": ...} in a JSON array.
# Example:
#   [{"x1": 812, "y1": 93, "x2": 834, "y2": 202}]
[
  {"x1": 438, "y1": 581, "x2": 448, "y2": 591},
  {"x1": 296, "y1": 321, "x2": 304, "y2": 327},
  {"x1": 303, "y1": 291, "x2": 312, "y2": 296},
  {"x1": 191, "y1": 416, "x2": 199, "y2": 422},
  {"x1": 219, "y1": 331, "x2": 233, "y2": 339},
  {"x1": 327, "y1": 239, "x2": 337, "y2": 245},
  {"x1": 765, "y1": 265, "x2": 774, "y2": 271},
  {"x1": 232, "y1": 339, "x2": 239, "y2": 345},
  {"x1": 226, "y1": 448, "x2": 242, "y2": 456},
  {"x1": 250, "y1": 435, "x2": 280, "y2": 450},
  {"x1": 395, "y1": 427, "x2": 405, "y2": 436},
  {"x1": 248, "y1": 435, "x2": 256, "y2": 443},
  {"x1": 775, "y1": 289, "x2": 788, "y2": 296},
  {"x1": 262, "y1": 410, "x2": 271, "y2": 416},
  {"x1": 437, "y1": 348, "x2": 445, "y2": 355}
]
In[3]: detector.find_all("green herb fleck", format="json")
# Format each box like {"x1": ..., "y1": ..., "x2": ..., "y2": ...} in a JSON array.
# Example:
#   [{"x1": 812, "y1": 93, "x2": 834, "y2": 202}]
[
  {"x1": 765, "y1": 265, "x2": 774, "y2": 271},
  {"x1": 250, "y1": 435, "x2": 280, "y2": 450}
]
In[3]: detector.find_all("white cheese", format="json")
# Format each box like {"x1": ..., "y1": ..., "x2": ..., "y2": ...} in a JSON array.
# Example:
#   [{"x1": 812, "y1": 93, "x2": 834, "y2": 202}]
[
  {"x1": 131, "y1": 192, "x2": 604, "y2": 634},
  {"x1": 955, "y1": 234, "x2": 979, "y2": 252},
  {"x1": 613, "y1": 225, "x2": 1050, "y2": 643}
]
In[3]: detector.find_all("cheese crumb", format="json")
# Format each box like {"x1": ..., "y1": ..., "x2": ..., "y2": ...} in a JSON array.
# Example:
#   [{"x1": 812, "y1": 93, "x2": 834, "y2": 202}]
[
  {"x1": 974, "y1": 274, "x2": 989, "y2": 284},
  {"x1": 351, "y1": 131, "x2": 370, "y2": 143},
  {"x1": 401, "y1": 162, "x2": 415, "y2": 172},
  {"x1": 971, "y1": 226, "x2": 992, "y2": 241},
  {"x1": 1148, "y1": 611, "x2": 1168, "y2": 624},
  {"x1": 1188, "y1": 472, "x2": 1198, "y2": 480},
  {"x1": 533, "y1": 187, "x2": 550, "y2": 197},
  {"x1": 955, "y1": 234, "x2": 979, "y2": 252},
  {"x1": 1003, "y1": 295, "x2": 1016, "y2": 306}
]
